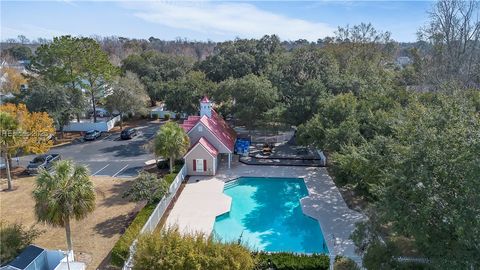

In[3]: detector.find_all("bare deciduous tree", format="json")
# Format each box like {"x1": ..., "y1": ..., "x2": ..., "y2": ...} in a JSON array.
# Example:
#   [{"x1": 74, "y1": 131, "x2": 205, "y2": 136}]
[{"x1": 419, "y1": 0, "x2": 480, "y2": 87}]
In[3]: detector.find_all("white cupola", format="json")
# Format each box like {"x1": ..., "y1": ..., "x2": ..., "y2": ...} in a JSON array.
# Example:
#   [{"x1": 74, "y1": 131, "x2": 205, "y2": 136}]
[{"x1": 200, "y1": 96, "x2": 212, "y2": 118}]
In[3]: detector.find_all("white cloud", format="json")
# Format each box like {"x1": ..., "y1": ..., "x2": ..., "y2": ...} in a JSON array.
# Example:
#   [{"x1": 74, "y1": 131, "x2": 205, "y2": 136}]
[{"x1": 123, "y1": 1, "x2": 335, "y2": 41}]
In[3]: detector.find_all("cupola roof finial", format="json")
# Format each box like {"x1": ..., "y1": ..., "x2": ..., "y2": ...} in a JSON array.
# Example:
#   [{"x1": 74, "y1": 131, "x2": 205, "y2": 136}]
[{"x1": 201, "y1": 95, "x2": 210, "y2": 103}]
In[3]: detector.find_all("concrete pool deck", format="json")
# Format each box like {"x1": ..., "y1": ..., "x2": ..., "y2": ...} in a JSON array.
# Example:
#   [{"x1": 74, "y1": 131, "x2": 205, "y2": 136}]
[{"x1": 164, "y1": 160, "x2": 365, "y2": 258}]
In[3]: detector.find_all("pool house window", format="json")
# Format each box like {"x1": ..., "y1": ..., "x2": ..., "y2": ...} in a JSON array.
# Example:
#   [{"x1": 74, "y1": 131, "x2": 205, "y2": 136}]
[{"x1": 194, "y1": 159, "x2": 206, "y2": 172}]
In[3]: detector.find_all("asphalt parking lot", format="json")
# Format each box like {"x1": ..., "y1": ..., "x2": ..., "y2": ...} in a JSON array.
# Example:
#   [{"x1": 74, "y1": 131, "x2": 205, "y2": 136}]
[{"x1": 18, "y1": 122, "x2": 161, "y2": 178}]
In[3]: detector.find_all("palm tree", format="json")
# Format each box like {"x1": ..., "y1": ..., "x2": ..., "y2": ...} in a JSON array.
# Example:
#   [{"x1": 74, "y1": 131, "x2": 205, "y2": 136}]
[
  {"x1": 0, "y1": 112, "x2": 18, "y2": 191},
  {"x1": 153, "y1": 122, "x2": 190, "y2": 174},
  {"x1": 32, "y1": 160, "x2": 96, "y2": 253}
]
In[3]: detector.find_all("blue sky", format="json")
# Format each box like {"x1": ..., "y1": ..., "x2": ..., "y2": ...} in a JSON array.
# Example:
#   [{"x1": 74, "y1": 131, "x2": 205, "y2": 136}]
[{"x1": 1, "y1": 1, "x2": 433, "y2": 42}]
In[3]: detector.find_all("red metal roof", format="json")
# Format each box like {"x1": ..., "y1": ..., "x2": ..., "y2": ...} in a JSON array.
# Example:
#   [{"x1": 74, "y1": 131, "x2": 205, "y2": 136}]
[
  {"x1": 185, "y1": 137, "x2": 218, "y2": 157},
  {"x1": 200, "y1": 110, "x2": 236, "y2": 151},
  {"x1": 180, "y1": 110, "x2": 236, "y2": 152},
  {"x1": 201, "y1": 96, "x2": 210, "y2": 103},
  {"x1": 181, "y1": 116, "x2": 201, "y2": 132},
  {"x1": 198, "y1": 137, "x2": 218, "y2": 156},
  {"x1": 181, "y1": 124, "x2": 194, "y2": 132}
]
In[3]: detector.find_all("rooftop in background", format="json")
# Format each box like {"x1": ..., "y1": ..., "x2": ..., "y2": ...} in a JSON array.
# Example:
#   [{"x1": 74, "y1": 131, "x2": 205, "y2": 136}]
[
  {"x1": 7, "y1": 245, "x2": 45, "y2": 269},
  {"x1": 0, "y1": 245, "x2": 86, "y2": 270}
]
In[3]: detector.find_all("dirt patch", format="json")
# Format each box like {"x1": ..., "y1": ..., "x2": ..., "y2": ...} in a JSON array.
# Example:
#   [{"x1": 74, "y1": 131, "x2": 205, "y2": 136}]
[
  {"x1": 0, "y1": 176, "x2": 143, "y2": 270},
  {"x1": 326, "y1": 167, "x2": 369, "y2": 212},
  {"x1": 336, "y1": 186, "x2": 369, "y2": 211},
  {"x1": 0, "y1": 166, "x2": 27, "y2": 180},
  {"x1": 54, "y1": 132, "x2": 83, "y2": 145},
  {"x1": 143, "y1": 164, "x2": 171, "y2": 178}
]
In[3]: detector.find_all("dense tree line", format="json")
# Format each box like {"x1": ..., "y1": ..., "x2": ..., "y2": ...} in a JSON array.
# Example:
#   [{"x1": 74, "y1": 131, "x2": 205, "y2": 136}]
[{"x1": 294, "y1": 1, "x2": 480, "y2": 268}]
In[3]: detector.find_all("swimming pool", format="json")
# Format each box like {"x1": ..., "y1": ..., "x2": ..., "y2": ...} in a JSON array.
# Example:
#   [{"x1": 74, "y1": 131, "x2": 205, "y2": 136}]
[{"x1": 213, "y1": 177, "x2": 329, "y2": 253}]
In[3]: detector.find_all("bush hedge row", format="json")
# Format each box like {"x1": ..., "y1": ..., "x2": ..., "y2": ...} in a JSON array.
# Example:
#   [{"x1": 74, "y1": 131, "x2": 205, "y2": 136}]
[
  {"x1": 156, "y1": 159, "x2": 184, "y2": 172},
  {"x1": 255, "y1": 252, "x2": 330, "y2": 270},
  {"x1": 110, "y1": 204, "x2": 156, "y2": 267},
  {"x1": 134, "y1": 227, "x2": 255, "y2": 270},
  {"x1": 164, "y1": 173, "x2": 177, "y2": 186}
]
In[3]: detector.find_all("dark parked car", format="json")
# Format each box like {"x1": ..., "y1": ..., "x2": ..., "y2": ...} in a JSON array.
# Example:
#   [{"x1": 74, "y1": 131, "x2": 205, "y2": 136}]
[
  {"x1": 120, "y1": 128, "x2": 138, "y2": 140},
  {"x1": 26, "y1": 154, "x2": 61, "y2": 174},
  {"x1": 84, "y1": 130, "x2": 101, "y2": 141}
]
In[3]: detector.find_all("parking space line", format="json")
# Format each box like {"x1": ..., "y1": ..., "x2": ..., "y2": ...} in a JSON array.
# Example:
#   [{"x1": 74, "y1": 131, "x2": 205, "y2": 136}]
[
  {"x1": 102, "y1": 134, "x2": 113, "y2": 140},
  {"x1": 112, "y1": 164, "x2": 129, "y2": 177},
  {"x1": 92, "y1": 164, "x2": 110, "y2": 176}
]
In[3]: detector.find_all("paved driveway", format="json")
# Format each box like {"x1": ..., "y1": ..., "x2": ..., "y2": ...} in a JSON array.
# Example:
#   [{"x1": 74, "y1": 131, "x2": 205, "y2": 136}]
[{"x1": 17, "y1": 122, "x2": 160, "y2": 178}]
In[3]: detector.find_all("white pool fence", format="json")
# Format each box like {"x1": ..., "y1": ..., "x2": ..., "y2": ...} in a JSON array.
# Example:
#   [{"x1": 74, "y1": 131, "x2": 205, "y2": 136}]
[{"x1": 122, "y1": 165, "x2": 187, "y2": 270}]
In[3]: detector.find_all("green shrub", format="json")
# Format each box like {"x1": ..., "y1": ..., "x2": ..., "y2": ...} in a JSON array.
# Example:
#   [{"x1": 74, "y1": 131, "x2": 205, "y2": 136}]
[
  {"x1": 396, "y1": 262, "x2": 433, "y2": 270},
  {"x1": 173, "y1": 159, "x2": 184, "y2": 173},
  {"x1": 0, "y1": 221, "x2": 43, "y2": 264},
  {"x1": 255, "y1": 252, "x2": 330, "y2": 270},
  {"x1": 157, "y1": 159, "x2": 183, "y2": 172},
  {"x1": 163, "y1": 173, "x2": 177, "y2": 186},
  {"x1": 173, "y1": 164, "x2": 182, "y2": 173},
  {"x1": 133, "y1": 227, "x2": 255, "y2": 270},
  {"x1": 156, "y1": 160, "x2": 169, "y2": 170},
  {"x1": 123, "y1": 172, "x2": 169, "y2": 204},
  {"x1": 174, "y1": 159, "x2": 184, "y2": 166},
  {"x1": 110, "y1": 204, "x2": 156, "y2": 267},
  {"x1": 163, "y1": 114, "x2": 170, "y2": 120},
  {"x1": 152, "y1": 113, "x2": 159, "y2": 120}
]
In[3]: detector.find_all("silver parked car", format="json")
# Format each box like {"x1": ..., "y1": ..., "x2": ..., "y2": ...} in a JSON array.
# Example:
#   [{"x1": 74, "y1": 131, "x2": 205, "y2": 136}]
[
  {"x1": 84, "y1": 130, "x2": 101, "y2": 141},
  {"x1": 26, "y1": 154, "x2": 61, "y2": 174}
]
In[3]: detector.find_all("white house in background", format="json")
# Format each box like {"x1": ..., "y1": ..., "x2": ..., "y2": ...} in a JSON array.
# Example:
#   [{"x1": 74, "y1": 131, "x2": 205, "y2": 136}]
[
  {"x1": 61, "y1": 115, "x2": 121, "y2": 132},
  {"x1": 181, "y1": 96, "x2": 236, "y2": 176},
  {"x1": 395, "y1": 56, "x2": 412, "y2": 68},
  {"x1": 0, "y1": 245, "x2": 85, "y2": 270},
  {"x1": 150, "y1": 104, "x2": 178, "y2": 119}
]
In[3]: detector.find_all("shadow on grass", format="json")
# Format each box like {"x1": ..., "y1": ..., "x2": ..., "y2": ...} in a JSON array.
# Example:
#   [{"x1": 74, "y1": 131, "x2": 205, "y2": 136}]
[
  {"x1": 94, "y1": 213, "x2": 136, "y2": 238},
  {"x1": 100, "y1": 180, "x2": 135, "y2": 207}
]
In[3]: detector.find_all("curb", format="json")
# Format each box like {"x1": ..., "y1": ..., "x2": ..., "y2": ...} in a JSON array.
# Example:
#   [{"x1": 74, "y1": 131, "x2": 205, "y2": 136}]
[{"x1": 51, "y1": 142, "x2": 73, "y2": 148}]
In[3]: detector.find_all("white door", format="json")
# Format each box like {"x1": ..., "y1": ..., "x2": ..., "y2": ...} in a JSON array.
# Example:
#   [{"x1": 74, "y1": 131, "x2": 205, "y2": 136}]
[{"x1": 195, "y1": 159, "x2": 204, "y2": 172}]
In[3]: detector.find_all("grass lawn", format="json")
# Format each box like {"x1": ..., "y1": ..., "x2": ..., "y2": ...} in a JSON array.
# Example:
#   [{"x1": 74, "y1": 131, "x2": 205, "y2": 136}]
[{"x1": 0, "y1": 176, "x2": 143, "y2": 269}]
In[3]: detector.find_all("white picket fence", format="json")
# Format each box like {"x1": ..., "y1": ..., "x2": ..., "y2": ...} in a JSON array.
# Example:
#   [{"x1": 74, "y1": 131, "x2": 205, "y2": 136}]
[{"x1": 122, "y1": 165, "x2": 187, "y2": 270}]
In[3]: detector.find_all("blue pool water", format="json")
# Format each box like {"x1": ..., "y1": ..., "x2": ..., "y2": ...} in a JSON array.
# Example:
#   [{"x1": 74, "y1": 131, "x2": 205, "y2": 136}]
[{"x1": 213, "y1": 177, "x2": 328, "y2": 253}]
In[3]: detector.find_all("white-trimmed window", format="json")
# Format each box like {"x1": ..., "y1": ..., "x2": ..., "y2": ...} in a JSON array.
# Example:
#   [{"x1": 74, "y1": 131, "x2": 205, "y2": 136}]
[{"x1": 195, "y1": 159, "x2": 204, "y2": 172}]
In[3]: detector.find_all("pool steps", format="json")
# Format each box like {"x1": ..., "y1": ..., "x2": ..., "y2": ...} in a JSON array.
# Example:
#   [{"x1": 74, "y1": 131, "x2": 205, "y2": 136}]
[{"x1": 223, "y1": 180, "x2": 240, "y2": 189}]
